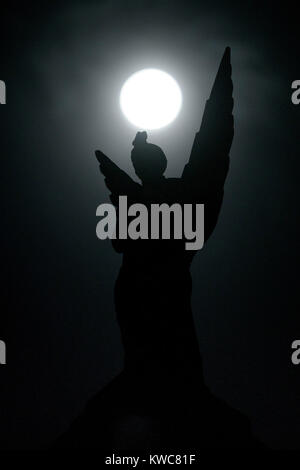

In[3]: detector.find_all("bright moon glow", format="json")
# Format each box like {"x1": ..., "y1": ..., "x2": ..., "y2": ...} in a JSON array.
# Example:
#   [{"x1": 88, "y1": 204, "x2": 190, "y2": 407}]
[{"x1": 120, "y1": 69, "x2": 182, "y2": 130}]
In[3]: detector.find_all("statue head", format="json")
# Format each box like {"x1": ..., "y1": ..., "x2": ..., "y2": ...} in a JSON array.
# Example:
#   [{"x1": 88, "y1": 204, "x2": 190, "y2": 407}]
[{"x1": 131, "y1": 131, "x2": 167, "y2": 183}]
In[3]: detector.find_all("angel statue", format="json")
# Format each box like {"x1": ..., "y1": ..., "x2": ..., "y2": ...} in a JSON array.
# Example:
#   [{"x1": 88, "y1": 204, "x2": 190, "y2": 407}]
[
  {"x1": 56, "y1": 47, "x2": 236, "y2": 452},
  {"x1": 54, "y1": 49, "x2": 264, "y2": 449},
  {"x1": 95, "y1": 44, "x2": 233, "y2": 392},
  {"x1": 92, "y1": 47, "x2": 234, "y2": 448}
]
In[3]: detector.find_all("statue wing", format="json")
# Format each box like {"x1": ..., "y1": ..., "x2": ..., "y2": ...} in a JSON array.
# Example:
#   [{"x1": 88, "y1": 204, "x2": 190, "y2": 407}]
[
  {"x1": 95, "y1": 150, "x2": 141, "y2": 205},
  {"x1": 182, "y1": 47, "x2": 234, "y2": 197},
  {"x1": 181, "y1": 47, "x2": 234, "y2": 241}
]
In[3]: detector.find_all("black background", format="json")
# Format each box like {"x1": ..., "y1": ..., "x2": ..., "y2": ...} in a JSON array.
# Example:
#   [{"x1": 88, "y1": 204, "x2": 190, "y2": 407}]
[{"x1": 0, "y1": 0, "x2": 299, "y2": 449}]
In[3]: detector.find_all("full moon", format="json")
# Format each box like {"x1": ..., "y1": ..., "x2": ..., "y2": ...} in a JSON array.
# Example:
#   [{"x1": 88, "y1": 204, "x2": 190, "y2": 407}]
[{"x1": 120, "y1": 69, "x2": 182, "y2": 130}]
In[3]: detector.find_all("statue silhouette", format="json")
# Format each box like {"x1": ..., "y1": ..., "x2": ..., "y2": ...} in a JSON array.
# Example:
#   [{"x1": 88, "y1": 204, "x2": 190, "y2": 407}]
[
  {"x1": 94, "y1": 46, "x2": 232, "y2": 401},
  {"x1": 54, "y1": 48, "x2": 263, "y2": 449}
]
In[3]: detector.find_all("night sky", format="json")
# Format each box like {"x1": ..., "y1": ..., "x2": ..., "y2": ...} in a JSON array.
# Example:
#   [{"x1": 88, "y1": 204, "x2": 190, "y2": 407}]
[{"x1": 0, "y1": 0, "x2": 299, "y2": 449}]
